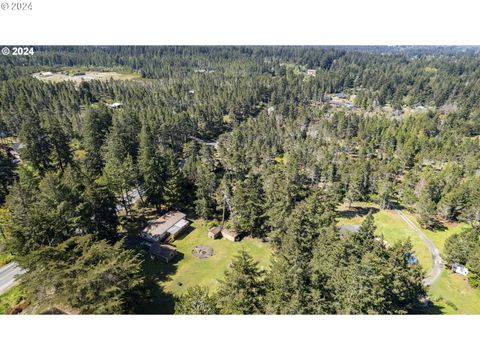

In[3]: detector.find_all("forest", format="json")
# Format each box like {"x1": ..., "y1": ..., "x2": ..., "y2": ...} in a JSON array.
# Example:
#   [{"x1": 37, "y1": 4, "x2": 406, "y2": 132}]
[{"x1": 0, "y1": 46, "x2": 479, "y2": 314}]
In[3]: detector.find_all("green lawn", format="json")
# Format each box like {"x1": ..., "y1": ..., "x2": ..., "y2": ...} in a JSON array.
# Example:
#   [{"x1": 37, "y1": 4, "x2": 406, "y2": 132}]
[
  {"x1": 401, "y1": 212, "x2": 479, "y2": 314},
  {"x1": 339, "y1": 204, "x2": 480, "y2": 314},
  {"x1": 403, "y1": 211, "x2": 469, "y2": 253},
  {"x1": 140, "y1": 220, "x2": 272, "y2": 313},
  {"x1": 337, "y1": 202, "x2": 432, "y2": 272},
  {"x1": 427, "y1": 271, "x2": 480, "y2": 314}
]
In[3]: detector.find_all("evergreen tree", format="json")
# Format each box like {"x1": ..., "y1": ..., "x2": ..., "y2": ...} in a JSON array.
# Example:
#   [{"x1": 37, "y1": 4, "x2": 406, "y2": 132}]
[
  {"x1": 175, "y1": 286, "x2": 218, "y2": 314},
  {"x1": 216, "y1": 250, "x2": 266, "y2": 314}
]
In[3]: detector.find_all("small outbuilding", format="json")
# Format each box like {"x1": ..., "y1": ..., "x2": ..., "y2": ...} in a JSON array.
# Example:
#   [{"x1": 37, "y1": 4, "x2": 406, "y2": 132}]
[
  {"x1": 306, "y1": 69, "x2": 317, "y2": 77},
  {"x1": 451, "y1": 263, "x2": 469, "y2": 276},
  {"x1": 150, "y1": 243, "x2": 177, "y2": 263},
  {"x1": 208, "y1": 226, "x2": 222, "y2": 239},
  {"x1": 221, "y1": 229, "x2": 239, "y2": 242}
]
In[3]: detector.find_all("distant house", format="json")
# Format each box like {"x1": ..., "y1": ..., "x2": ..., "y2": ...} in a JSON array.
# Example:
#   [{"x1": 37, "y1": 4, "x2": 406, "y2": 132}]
[
  {"x1": 221, "y1": 229, "x2": 239, "y2": 242},
  {"x1": 306, "y1": 69, "x2": 317, "y2": 77},
  {"x1": 150, "y1": 243, "x2": 177, "y2": 263},
  {"x1": 109, "y1": 102, "x2": 123, "y2": 109},
  {"x1": 141, "y1": 211, "x2": 189, "y2": 243},
  {"x1": 208, "y1": 226, "x2": 222, "y2": 239},
  {"x1": 451, "y1": 263, "x2": 468, "y2": 276},
  {"x1": 40, "y1": 71, "x2": 53, "y2": 77}
]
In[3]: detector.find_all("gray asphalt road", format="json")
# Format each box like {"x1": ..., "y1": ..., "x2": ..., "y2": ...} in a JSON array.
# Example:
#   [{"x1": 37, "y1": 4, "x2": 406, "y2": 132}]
[
  {"x1": 0, "y1": 262, "x2": 24, "y2": 294},
  {"x1": 396, "y1": 210, "x2": 443, "y2": 286}
]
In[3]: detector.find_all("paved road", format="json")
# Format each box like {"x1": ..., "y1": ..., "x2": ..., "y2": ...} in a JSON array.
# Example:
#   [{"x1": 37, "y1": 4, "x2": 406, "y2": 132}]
[
  {"x1": 0, "y1": 262, "x2": 24, "y2": 294},
  {"x1": 396, "y1": 210, "x2": 443, "y2": 286},
  {"x1": 116, "y1": 187, "x2": 144, "y2": 212}
]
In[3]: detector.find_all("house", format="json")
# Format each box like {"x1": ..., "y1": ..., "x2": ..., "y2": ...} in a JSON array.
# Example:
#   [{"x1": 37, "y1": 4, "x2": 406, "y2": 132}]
[
  {"x1": 221, "y1": 228, "x2": 239, "y2": 242},
  {"x1": 150, "y1": 243, "x2": 177, "y2": 263},
  {"x1": 451, "y1": 263, "x2": 468, "y2": 276},
  {"x1": 40, "y1": 71, "x2": 53, "y2": 77},
  {"x1": 306, "y1": 69, "x2": 317, "y2": 77},
  {"x1": 109, "y1": 102, "x2": 123, "y2": 109},
  {"x1": 141, "y1": 211, "x2": 189, "y2": 243},
  {"x1": 208, "y1": 226, "x2": 222, "y2": 239}
]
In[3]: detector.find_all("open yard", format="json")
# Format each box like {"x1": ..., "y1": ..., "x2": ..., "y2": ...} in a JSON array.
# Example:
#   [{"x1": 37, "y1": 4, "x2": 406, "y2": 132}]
[
  {"x1": 337, "y1": 202, "x2": 433, "y2": 272},
  {"x1": 403, "y1": 212, "x2": 479, "y2": 314},
  {"x1": 140, "y1": 220, "x2": 272, "y2": 314},
  {"x1": 338, "y1": 202, "x2": 480, "y2": 314},
  {"x1": 32, "y1": 69, "x2": 140, "y2": 84}
]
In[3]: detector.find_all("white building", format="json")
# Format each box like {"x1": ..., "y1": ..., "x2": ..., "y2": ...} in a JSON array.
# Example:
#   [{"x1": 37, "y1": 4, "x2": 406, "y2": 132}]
[{"x1": 451, "y1": 263, "x2": 469, "y2": 276}]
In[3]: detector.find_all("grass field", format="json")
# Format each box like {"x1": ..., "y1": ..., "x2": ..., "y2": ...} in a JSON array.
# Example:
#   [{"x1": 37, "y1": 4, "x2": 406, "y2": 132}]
[
  {"x1": 140, "y1": 220, "x2": 272, "y2": 313},
  {"x1": 339, "y1": 204, "x2": 480, "y2": 314},
  {"x1": 337, "y1": 202, "x2": 433, "y2": 272},
  {"x1": 401, "y1": 212, "x2": 479, "y2": 314},
  {"x1": 404, "y1": 211, "x2": 469, "y2": 253},
  {"x1": 32, "y1": 70, "x2": 140, "y2": 84}
]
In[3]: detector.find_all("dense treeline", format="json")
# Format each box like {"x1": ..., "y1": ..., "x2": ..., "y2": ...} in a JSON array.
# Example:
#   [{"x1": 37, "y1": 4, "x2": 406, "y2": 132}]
[{"x1": 1, "y1": 46, "x2": 479, "y2": 313}]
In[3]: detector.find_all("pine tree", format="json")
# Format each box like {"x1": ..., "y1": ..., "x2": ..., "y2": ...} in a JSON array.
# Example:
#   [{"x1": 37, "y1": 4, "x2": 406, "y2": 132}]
[
  {"x1": 216, "y1": 250, "x2": 266, "y2": 314},
  {"x1": 175, "y1": 286, "x2": 218, "y2": 314}
]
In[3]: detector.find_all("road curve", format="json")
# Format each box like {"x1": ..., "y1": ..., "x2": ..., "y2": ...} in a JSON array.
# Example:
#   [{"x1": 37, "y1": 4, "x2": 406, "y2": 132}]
[
  {"x1": 396, "y1": 210, "x2": 443, "y2": 286},
  {"x1": 0, "y1": 262, "x2": 24, "y2": 294}
]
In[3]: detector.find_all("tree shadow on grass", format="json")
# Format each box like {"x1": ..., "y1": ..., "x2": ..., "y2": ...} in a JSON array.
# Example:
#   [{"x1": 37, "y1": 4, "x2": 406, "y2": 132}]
[
  {"x1": 411, "y1": 300, "x2": 447, "y2": 315},
  {"x1": 136, "y1": 251, "x2": 185, "y2": 314},
  {"x1": 338, "y1": 206, "x2": 380, "y2": 219}
]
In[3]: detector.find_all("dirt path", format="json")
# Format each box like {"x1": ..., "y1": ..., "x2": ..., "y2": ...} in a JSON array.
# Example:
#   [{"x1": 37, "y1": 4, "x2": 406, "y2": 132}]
[{"x1": 396, "y1": 210, "x2": 443, "y2": 286}]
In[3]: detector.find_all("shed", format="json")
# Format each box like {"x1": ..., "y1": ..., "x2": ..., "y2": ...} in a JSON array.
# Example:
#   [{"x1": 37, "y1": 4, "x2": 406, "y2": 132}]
[
  {"x1": 306, "y1": 69, "x2": 317, "y2": 77},
  {"x1": 208, "y1": 226, "x2": 222, "y2": 239},
  {"x1": 451, "y1": 263, "x2": 468, "y2": 276},
  {"x1": 150, "y1": 243, "x2": 177, "y2": 263},
  {"x1": 221, "y1": 229, "x2": 239, "y2": 242}
]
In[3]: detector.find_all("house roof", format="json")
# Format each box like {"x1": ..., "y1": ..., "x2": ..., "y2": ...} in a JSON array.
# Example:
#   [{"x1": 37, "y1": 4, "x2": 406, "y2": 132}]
[
  {"x1": 150, "y1": 243, "x2": 177, "y2": 258},
  {"x1": 221, "y1": 228, "x2": 238, "y2": 237},
  {"x1": 142, "y1": 211, "x2": 186, "y2": 237},
  {"x1": 208, "y1": 226, "x2": 222, "y2": 235}
]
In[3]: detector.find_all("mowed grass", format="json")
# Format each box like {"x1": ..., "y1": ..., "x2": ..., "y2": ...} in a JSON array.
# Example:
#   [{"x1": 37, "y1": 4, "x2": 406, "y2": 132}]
[
  {"x1": 402, "y1": 212, "x2": 480, "y2": 314},
  {"x1": 337, "y1": 202, "x2": 432, "y2": 272},
  {"x1": 428, "y1": 271, "x2": 480, "y2": 314},
  {"x1": 403, "y1": 211, "x2": 469, "y2": 253},
  {"x1": 141, "y1": 220, "x2": 272, "y2": 313}
]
